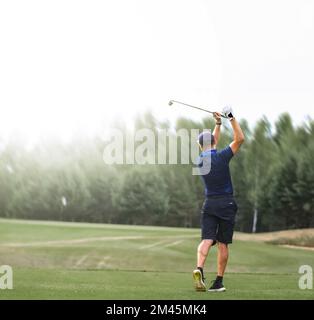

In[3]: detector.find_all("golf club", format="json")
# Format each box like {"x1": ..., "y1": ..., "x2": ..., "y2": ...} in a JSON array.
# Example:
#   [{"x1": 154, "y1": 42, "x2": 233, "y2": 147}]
[{"x1": 168, "y1": 100, "x2": 228, "y2": 118}]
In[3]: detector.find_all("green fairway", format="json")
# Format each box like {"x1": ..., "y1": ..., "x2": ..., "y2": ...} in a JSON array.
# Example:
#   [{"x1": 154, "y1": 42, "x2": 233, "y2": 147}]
[{"x1": 0, "y1": 218, "x2": 313, "y2": 300}]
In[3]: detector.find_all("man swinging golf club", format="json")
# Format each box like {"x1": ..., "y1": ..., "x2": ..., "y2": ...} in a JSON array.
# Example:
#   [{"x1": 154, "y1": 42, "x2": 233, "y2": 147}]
[{"x1": 193, "y1": 106, "x2": 245, "y2": 292}]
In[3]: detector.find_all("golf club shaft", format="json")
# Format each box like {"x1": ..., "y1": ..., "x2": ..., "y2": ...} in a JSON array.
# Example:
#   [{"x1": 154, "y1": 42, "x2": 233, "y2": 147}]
[{"x1": 170, "y1": 100, "x2": 228, "y2": 118}]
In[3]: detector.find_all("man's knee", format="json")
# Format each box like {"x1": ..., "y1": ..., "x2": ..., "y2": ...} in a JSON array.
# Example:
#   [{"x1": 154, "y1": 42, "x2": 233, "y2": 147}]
[
  {"x1": 198, "y1": 239, "x2": 214, "y2": 251},
  {"x1": 218, "y1": 242, "x2": 228, "y2": 249},
  {"x1": 202, "y1": 239, "x2": 214, "y2": 245}
]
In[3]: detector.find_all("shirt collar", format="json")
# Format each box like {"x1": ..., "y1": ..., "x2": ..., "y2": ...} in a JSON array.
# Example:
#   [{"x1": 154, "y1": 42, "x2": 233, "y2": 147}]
[{"x1": 201, "y1": 149, "x2": 217, "y2": 156}]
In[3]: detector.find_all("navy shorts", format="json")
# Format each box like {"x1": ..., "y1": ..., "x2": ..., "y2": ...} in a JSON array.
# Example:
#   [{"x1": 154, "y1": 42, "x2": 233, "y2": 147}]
[{"x1": 201, "y1": 195, "x2": 238, "y2": 245}]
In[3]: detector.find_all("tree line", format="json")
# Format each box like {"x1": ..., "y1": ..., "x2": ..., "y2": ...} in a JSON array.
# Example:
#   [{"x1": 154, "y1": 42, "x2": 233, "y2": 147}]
[{"x1": 0, "y1": 111, "x2": 313, "y2": 232}]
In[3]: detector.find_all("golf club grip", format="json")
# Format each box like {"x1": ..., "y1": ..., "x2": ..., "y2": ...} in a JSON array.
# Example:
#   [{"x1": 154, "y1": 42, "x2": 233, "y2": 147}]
[{"x1": 170, "y1": 100, "x2": 228, "y2": 118}]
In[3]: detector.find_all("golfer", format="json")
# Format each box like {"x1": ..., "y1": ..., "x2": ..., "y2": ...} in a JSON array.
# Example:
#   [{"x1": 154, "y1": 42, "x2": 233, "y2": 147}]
[{"x1": 193, "y1": 106, "x2": 245, "y2": 292}]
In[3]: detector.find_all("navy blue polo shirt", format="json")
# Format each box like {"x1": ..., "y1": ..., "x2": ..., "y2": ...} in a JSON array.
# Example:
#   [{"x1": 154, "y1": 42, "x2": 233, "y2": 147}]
[{"x1": 198, "y1": 146, "x2": 234, "y2": 197}]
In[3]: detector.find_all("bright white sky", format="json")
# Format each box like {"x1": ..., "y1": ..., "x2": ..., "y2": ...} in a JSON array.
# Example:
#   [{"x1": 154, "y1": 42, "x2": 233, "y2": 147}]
[{"x1": 0, "y1": 0, "x2": 313, "y2": 143}]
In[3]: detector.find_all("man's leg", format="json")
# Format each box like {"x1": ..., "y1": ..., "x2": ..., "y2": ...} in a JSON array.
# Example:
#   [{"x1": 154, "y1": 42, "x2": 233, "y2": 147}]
[
  {"x1": 193, "y1": 200, "x2": 217, "y2": 292},
  {"x1": 198, "y1": 213, "x2": 217, "y2": 269},
  {"x1": 193, "y1": 240, "x2": 213, "y2": 291},
  {"x1": 197, "y1": 239, "x2": 214, "y2": 268},
  {"x1": 208, "y1": 198, "x2": 237, "y2": 292},
  {"x1": 207, "y1": 241, "x2": 228, "y2": 292},
  {"x1": 217, "y1": 242, "x2": 229, "y2": 276}
]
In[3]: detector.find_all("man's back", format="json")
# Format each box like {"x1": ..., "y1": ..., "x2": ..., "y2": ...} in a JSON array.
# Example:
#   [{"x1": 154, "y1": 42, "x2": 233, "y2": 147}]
[{"x1": 199, "y1": 146, "x2": 234, "y2": 197}]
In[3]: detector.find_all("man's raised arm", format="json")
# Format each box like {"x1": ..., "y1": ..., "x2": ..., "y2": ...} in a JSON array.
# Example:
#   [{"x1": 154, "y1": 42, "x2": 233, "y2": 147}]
[
  {"x1": 222, "y1": 106, "x2": 245, "y2": 155},
  {"x1": 212, "y1": 112, "x2": 222, "y2": 146},
  {"x1": 229, "y1": 118, "x2": 245, "y2": 154}
]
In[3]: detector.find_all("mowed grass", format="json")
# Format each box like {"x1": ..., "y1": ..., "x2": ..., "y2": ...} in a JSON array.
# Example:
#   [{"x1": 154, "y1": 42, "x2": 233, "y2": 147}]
[{"x1": 0, "y1": 218, "x2": 313, "y2": 300}]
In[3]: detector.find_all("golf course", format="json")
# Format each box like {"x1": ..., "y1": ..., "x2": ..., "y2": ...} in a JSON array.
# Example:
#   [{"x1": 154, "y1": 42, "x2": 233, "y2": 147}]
[{"x1": 0, "y1": 218, "x2": 313, "y2": 300}]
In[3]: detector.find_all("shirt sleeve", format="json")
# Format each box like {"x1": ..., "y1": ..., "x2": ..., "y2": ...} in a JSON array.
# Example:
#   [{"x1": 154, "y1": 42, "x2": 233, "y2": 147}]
[{"x1": 218, "y1": 146, "x2": 234, "y2": 163}]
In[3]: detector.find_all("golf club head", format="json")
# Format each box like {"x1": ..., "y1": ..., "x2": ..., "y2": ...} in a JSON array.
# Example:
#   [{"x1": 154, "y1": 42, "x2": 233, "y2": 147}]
[{"x1": 168, "y1": 100, "x2": 173, "y2": 106}]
